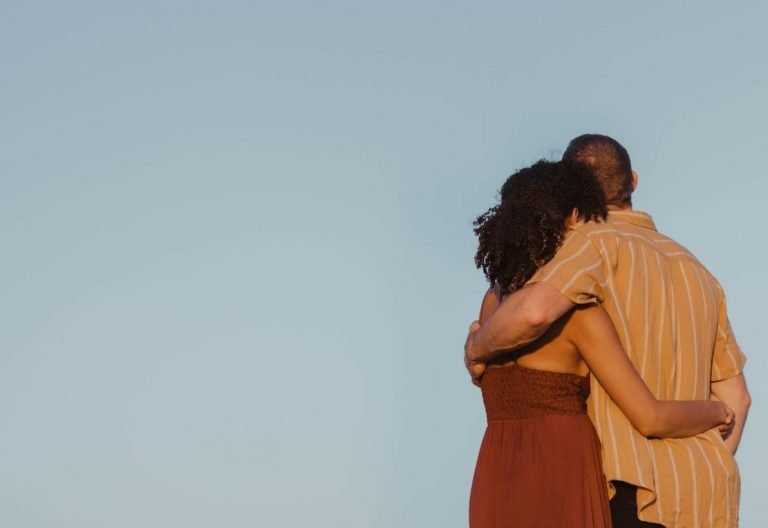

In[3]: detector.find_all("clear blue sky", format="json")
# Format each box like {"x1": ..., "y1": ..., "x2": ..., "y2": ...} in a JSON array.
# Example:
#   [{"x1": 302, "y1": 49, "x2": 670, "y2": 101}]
[{"x1": 2, "y1": 2, "x2": 766, "y2": 526}]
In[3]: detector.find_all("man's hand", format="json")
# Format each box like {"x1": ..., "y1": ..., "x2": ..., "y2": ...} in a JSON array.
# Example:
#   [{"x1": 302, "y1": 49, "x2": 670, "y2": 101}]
[{"x1": 464, "y1": 321, "x2": 487, "y2": 386}]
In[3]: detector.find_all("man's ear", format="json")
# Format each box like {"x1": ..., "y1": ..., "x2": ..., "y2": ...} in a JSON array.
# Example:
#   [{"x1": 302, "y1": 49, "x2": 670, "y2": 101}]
[
  {"x1": 632, "y1": 171, "x2": 639, "y2": 191},
  {"x1": 567, "y1": 208, "x2": 580, "y2": 226}
]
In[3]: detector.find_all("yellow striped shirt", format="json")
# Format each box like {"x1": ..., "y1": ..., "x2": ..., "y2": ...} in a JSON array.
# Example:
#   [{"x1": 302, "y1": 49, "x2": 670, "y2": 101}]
[{"x1": 530, "y1": 209, "x2": 746, "y2": 528}]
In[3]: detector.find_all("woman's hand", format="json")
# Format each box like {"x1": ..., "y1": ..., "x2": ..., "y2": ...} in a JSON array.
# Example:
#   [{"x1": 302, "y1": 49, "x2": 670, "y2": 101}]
[{"x1": 714, "y1": 398, "x2": 736, "y2": 440}]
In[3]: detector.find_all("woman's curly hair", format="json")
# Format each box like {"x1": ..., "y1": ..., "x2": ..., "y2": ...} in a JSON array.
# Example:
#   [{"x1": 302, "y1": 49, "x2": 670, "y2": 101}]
[{"x1": 474, "y1": 160, "x2": 607, "y2": 294}]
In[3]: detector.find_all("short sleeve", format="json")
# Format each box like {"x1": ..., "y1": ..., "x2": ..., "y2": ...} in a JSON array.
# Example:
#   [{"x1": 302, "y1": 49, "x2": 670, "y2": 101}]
[
  {"x1": 528, "y1": 229, "x2": 608, "y2": 305},
  {"x1": 711, "y1": 283, "x2": 747, "y2": 381}
]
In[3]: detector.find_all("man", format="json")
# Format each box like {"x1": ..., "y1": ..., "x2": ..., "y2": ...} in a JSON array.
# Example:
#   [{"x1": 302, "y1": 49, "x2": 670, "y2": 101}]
[{"x1": 464, "y1": 135, "x2": 750, "y2": 528}]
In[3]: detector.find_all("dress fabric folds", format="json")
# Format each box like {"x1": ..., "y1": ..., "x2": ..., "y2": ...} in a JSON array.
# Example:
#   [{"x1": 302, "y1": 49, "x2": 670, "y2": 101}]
[{"x1": 470, "y1": 363, "x2": 612, "y2": 528}]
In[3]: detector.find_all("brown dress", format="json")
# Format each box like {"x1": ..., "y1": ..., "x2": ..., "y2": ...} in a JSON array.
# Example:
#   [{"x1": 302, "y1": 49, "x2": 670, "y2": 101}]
[{"x1": 469, "y1": 363, "x2": 612, "y2": 528}]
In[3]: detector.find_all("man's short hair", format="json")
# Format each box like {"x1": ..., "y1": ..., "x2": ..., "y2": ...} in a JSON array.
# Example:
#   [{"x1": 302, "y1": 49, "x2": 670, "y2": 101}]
[{"x1": 562, "y1": 134, "x2": 633, "y2": 206}]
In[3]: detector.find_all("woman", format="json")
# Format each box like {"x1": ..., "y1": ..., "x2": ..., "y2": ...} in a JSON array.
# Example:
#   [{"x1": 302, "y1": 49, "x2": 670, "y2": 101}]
[{"x1": 468, "y1": 160, "x2": 732, "y2": 528}]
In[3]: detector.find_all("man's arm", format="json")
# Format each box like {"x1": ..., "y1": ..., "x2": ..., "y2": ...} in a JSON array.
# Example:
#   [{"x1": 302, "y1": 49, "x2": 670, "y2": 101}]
[
  {"x1": 464, "y1": 228, "x2": 605, "y2": 383},
  {"x1": 709, "y1": 283, "x2": 749, "y2": 454},
  {"x1": 711, "y1": 373, "x2": 751, "y2": 454},
  {"x1": 465, "y1": 281, "x2": 574, "y2": 364}
]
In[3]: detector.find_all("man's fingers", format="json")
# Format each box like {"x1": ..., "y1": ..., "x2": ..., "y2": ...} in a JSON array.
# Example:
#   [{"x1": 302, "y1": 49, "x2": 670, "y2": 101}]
[
  {"x1": 465, "y1": 320, "x2": 485, "y2": 386},
  {"x1": 465, "y1": 320, "x2": 482, "y2": 370},
  {"x1": 468, "y1": 361, "x2": 487, "y2": 387}
]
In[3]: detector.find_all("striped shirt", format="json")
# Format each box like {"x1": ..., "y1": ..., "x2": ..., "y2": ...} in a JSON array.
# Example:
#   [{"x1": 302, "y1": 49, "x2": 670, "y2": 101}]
[{"x1": 530, "y1": 209, "x2": 746, "y2": 528}]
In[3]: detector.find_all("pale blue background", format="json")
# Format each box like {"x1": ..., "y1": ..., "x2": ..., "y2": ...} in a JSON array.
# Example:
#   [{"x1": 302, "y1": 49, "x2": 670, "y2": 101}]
[{"x1": 1, "y1": 1, "x2": 766, "y2": 527}]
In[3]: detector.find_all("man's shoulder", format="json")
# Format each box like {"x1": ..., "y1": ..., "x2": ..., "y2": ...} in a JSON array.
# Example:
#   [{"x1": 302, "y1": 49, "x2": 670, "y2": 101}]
[
  {"x1": 571, "y1": 214, "x2": 718, "y2": 280},
  {"x1": 569, "y1": 219, "x2": 621, "y2": 238},
  {"x1": 564, "y1": 218, "x2": 626, "y2": 250},
  {"x1": 570, "y1": 213, "x2": 680, "y2": 248}
]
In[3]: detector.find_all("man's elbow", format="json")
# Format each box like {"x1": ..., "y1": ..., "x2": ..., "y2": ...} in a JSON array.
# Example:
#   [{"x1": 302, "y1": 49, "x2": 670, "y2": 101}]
[
  {"x1": 522, "y1": 306, "x2": 552, "y2": 333},
  {"x1": 519, "y1": 305, "x2": 568, "y2": 343},
  {"x1": 739, "y1": 388, "x2": 752, "y2": 413},
  {"x1": 713, "y1": 374, "x2": 752, "y2": 413},
  {"x1": 519, "y1": 282, "x2": 573, "y2": 332}
]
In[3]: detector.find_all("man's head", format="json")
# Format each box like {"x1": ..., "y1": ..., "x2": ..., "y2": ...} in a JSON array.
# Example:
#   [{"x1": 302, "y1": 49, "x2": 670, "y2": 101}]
[{"x1": 562, "y1": 134, "x2": 636, "y2": 207}]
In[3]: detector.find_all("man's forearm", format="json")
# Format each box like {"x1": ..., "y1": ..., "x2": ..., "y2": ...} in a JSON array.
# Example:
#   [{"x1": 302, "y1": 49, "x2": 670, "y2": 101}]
[
  {"x1": 711, "y1": 373, "x2": 751, "y2": 454},
  {"x1": 468, "y1": 282, "x2": 574, "y2": 363}
]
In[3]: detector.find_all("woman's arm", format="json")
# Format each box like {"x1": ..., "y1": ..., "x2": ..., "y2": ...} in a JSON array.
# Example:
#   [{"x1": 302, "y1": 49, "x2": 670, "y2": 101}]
[
  {"x1": 478, "y1": 284, "x2": 502, "y2": 324},
  {"x1": 569, "y1": 305, "x2": 732, "y2": 438}
]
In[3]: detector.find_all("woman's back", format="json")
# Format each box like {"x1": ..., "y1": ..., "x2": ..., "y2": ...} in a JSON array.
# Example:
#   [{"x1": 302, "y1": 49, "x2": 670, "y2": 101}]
[
  {"x1": 471, "y1": 298, "x2": 612, "y2": 527},
  {"x1": 480, "y1": 288, "x2": 587, "y2": 377}
]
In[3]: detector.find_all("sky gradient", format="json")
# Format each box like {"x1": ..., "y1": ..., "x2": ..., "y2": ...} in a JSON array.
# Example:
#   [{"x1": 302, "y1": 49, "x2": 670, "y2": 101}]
[{"x1": 2, "y1": 2, "x2": 767, "y2": 526}]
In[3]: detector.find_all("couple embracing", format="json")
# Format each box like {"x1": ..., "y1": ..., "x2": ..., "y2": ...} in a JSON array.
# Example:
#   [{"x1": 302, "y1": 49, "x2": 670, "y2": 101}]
[{"x1": 464, "y1": 134, "x2": 750, "y2": 528}]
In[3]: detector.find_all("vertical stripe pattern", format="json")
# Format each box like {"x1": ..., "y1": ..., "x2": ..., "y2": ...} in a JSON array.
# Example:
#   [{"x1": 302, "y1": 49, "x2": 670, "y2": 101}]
[{"x1": 529, "y1": 210, "x2": 746, "y2": 528}]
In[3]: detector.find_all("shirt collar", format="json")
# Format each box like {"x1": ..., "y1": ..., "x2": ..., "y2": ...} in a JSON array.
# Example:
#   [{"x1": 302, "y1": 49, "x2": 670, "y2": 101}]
[{"x1": 608, "y1": 209, "x2": 657, "y2": 231}]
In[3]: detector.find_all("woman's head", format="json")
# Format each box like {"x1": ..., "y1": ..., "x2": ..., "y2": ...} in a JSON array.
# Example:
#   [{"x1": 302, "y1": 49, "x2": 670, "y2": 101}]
[{"x1": 474, "y1": 160, "x2": 607, "y2": 294}]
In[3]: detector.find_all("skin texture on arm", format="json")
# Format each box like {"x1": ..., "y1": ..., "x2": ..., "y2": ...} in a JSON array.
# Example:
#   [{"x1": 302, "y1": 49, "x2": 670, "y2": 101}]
[
  {"x1": 568, "y1": 306, "x2": 732, "y2": 438},
  {"x1": 465, "y1": 281, "x2": 574, "y2": 364},
  {"x1": 464, "y1": 286, "x2": 502, "y2": 386},
  {"x1": 709, "y1": 283, "x2": 750, "y2": 454},
  {"x1": 711, "y1": 374, "x2": 751, "y2": 454}
]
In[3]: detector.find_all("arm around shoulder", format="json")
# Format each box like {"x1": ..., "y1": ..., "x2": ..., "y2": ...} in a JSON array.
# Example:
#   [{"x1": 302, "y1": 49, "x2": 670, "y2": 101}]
[
  {"x1": 468, "y1": 282, "x2": 573, "y2": 363},
  {"x1": 469, "y1": 227, "x2": 606, "y2": 363}
]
